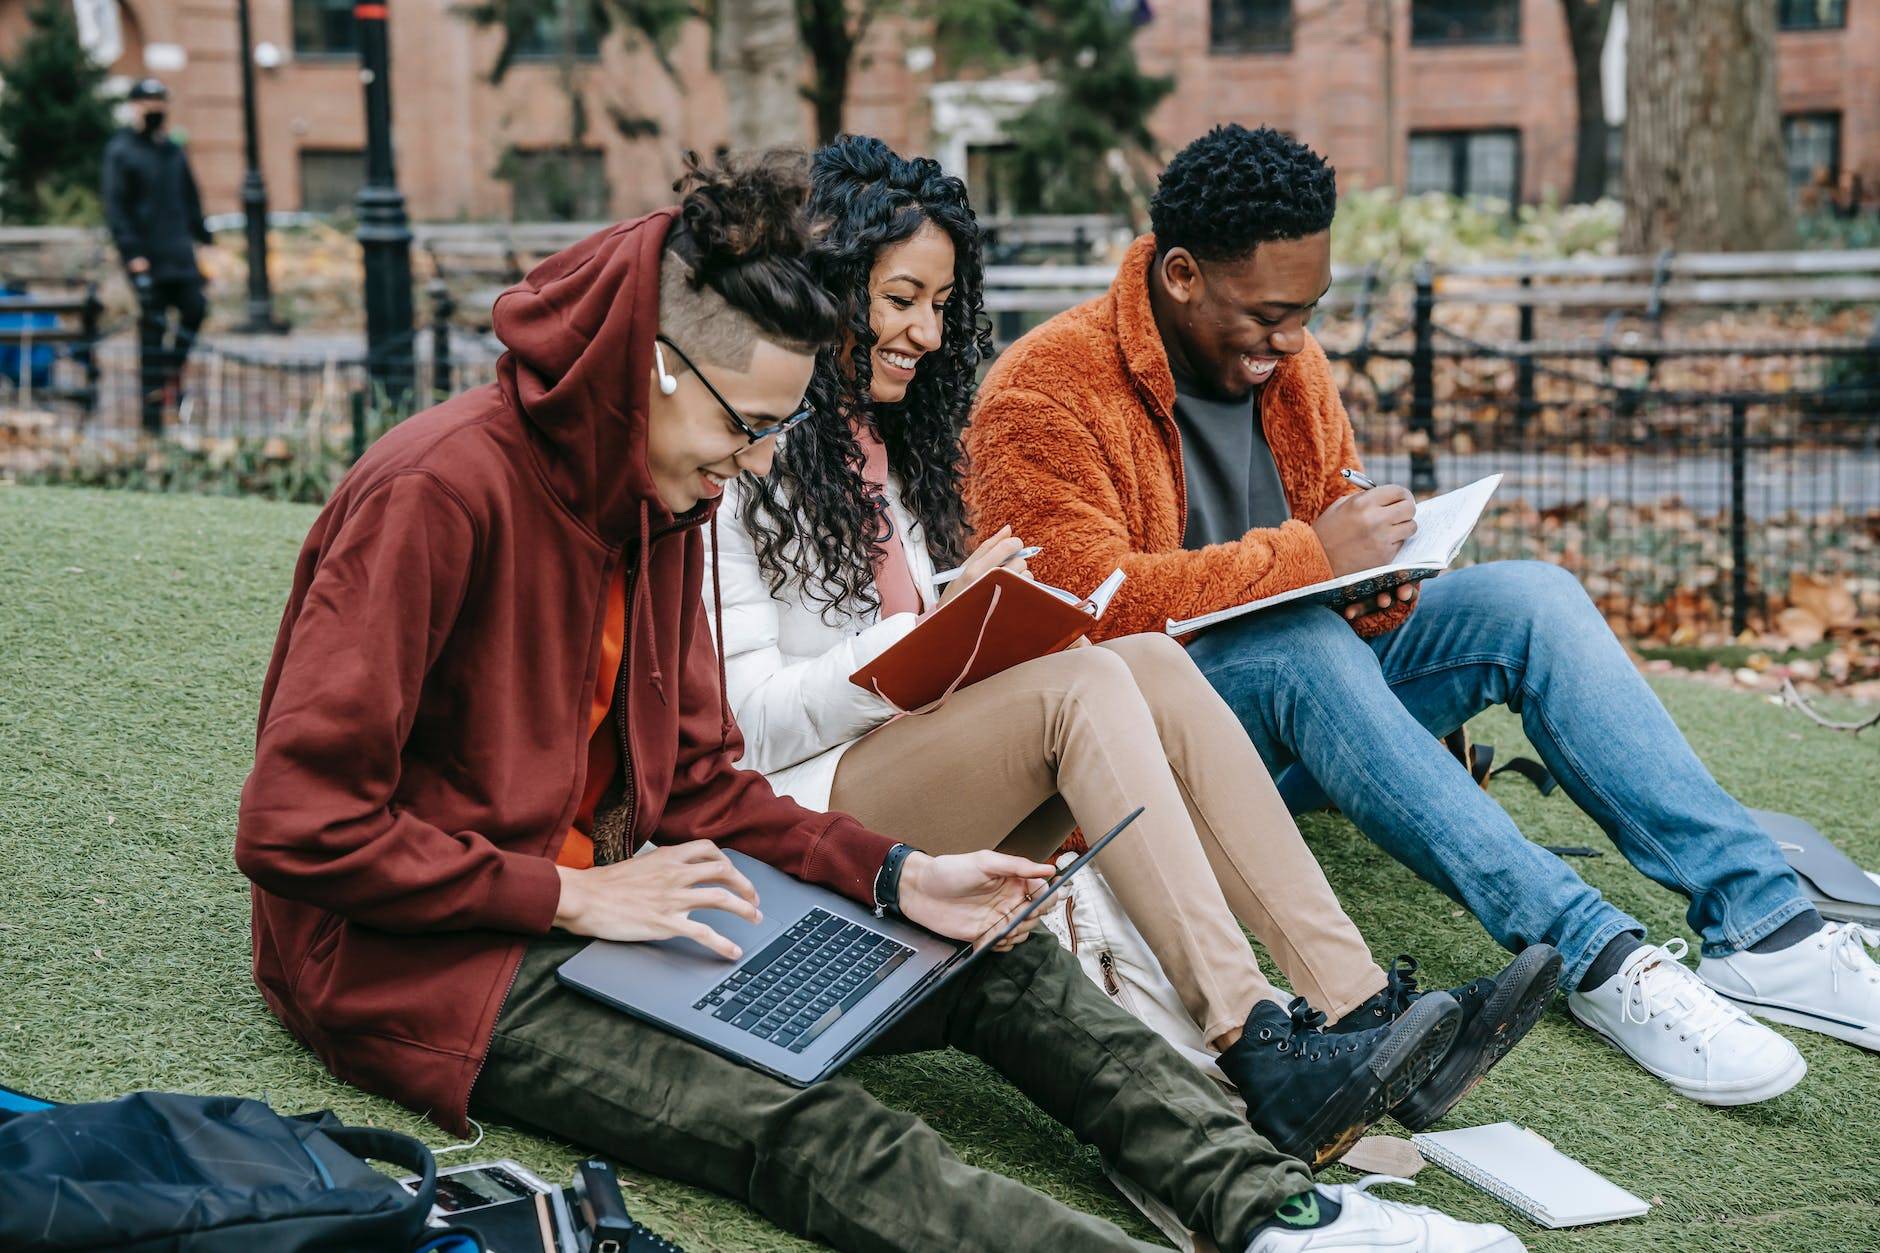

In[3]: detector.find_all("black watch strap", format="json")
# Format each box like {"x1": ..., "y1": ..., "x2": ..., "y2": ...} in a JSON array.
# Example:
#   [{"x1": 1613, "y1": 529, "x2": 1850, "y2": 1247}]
[{"x1": 873, "y1": 843, "x2": 914, "y2": 918}]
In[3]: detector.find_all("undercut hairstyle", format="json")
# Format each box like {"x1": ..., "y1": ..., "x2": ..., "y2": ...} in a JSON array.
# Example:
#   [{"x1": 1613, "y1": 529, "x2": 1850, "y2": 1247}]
[
  {"x1": 737, "y1": 134, "x2": 993, "y2": 622},
  {"x1": 662, "y1": 149, "x2": 843, "y2": 371},
  {"x1": 1149, "y1": 124, "x2": 1338, "y2": 265}
]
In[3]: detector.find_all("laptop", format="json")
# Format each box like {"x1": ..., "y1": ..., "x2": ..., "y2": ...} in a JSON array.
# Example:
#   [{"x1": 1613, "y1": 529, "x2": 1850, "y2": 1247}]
[{"x1": 556, "y1": 807, "x2": 1143, "y2": 1085}]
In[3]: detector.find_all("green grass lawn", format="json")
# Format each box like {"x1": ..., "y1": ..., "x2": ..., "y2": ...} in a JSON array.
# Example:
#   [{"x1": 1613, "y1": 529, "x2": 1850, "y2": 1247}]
[{"x1": 2, "y1": 484, "x2": 1876, "y2": 1252}]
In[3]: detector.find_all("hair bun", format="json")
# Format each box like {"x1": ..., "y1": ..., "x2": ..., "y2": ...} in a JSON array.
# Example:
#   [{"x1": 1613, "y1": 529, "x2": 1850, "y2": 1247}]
[
  {"x1": 810, "y1": 134, "x2": 895, "y2": 188},
  {"x1": 674, "y1": 149, "x2": 816, "y2": 278}
]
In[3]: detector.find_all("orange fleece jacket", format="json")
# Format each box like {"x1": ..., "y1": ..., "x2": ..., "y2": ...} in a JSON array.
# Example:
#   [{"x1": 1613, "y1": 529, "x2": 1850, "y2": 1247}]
[{"x1": 965, "y1": 233, "x2": 1414, "y2": 642}]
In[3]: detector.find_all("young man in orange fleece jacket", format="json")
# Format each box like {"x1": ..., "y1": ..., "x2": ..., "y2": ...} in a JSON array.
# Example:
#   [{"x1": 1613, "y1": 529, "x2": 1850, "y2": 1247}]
[{"x1": 967, "y1": 125, "x2": 1880, "y2": 1108}]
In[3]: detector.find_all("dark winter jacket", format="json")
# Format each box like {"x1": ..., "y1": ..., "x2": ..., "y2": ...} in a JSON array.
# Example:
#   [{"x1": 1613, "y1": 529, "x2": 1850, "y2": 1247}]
[{"x1": 101, "y1": 128, "x2": 210, "y2": 279}]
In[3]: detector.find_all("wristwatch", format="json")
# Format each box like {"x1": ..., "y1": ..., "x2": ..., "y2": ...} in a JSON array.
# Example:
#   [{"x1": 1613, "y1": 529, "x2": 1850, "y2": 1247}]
[{"x1": 872, "y1": 843, "x2": 914, "y2": 918}]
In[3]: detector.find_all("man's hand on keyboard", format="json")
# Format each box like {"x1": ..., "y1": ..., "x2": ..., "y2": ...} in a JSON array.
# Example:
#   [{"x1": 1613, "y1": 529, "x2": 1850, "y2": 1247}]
[
  {"x1": 553, "y1": 840, "x2": 761, "y2": 960},
  {"x1": 896, "y1": 850, "x2": 1057, "y2": 951}
]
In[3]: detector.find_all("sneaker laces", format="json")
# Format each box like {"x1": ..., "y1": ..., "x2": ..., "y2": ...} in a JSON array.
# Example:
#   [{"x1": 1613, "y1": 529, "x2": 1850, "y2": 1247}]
[
  {"x1": 1617, "y1": 939, "x2": 1742, "y2": 1048},
  {"x1": 1265, "y1": 997, "x2": 1365, "y2": 1060},
  {"x1": 1338, "y1": 1175, "x2": 1442, "y2": 1217},
  {"x1": 1825, "y1": 922, "x2": 1880, "y2": 993},
  {"x1": 1382, "y1": 955, "x2": 1421, "y2": 1013}
]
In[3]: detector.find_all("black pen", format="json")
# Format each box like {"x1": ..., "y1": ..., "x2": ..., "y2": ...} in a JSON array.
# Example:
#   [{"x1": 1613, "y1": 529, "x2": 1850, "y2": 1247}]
[{"x1": 1340, "y1": 468, "x2": 1378, "y2": 490}]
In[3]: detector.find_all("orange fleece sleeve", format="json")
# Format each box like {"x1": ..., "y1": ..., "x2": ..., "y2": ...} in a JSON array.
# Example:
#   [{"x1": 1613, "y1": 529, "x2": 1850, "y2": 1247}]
[{"x1": 967, "y1": 385, "x2": 1337, "y2": 642}]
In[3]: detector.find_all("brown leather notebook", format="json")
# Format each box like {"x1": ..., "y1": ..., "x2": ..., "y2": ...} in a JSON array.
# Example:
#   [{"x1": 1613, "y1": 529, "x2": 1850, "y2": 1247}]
[{"x1": 850, "y1": 567, "x2": 1126, "y2": 711}]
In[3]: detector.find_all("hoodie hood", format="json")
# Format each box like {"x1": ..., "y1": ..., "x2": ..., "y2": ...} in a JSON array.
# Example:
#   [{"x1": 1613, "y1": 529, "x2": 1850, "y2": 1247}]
[{"x1": 493, "y1": 208, "x2": 687, "y2": 544}]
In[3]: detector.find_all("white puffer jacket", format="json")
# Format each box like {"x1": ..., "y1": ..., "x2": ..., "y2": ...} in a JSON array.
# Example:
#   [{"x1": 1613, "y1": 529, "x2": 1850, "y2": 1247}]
[{"x1": 704, "y1": 475, "x2": 938, "y2": 810}]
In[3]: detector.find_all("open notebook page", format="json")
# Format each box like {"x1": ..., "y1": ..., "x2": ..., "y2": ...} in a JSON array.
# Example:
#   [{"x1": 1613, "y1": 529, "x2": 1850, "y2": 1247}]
[{"x1": 1395, "y1": 474, "x2": 1504, "y2": 565}]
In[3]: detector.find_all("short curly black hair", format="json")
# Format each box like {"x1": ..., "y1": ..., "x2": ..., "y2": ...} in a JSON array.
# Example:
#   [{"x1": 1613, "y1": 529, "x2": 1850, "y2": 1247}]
[{"x1": 1149, "y1": 124, "x2": 1337, "y2": 264}]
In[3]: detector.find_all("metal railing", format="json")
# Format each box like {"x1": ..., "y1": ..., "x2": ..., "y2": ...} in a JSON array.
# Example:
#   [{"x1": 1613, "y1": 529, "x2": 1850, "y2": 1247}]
[{"x1": 8, "y1": 248, "x2": 1877, "y2": 641}]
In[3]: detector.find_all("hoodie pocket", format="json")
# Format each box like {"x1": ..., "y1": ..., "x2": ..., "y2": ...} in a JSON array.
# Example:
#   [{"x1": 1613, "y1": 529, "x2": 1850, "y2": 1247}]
[{"x1": 291, "y1": 913, "x2": 344, "y2": 996}]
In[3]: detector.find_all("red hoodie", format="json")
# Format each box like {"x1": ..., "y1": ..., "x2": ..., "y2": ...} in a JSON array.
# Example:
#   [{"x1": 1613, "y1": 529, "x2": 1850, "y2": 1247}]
[{"x1": 236, "y1": 208, "x2": 897, "y2": 1133}]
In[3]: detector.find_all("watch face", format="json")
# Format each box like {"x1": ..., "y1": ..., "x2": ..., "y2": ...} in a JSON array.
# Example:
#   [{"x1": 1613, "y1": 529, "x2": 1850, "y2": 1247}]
[{"x1": 432, "y1": 1165, "x2": 538, "y2": 1212}]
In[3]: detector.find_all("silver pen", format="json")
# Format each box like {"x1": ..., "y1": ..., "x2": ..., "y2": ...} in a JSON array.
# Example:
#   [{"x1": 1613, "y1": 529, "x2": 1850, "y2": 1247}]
[
  {"x1": 932, "y1": 545, "x2": 1042, "y2": 586},
  {"x1": 1341, "y1": 467, "x2": 1378, "y2": 490}
]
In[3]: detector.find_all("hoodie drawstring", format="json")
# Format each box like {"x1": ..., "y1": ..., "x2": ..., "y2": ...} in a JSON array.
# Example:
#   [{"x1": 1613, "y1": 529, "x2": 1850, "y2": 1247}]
[
  {"x1": 634, "y1": 499, "x2": 666, "y2": 704},
  {"x1": 709, "y1": 512, "x2": 733, "y2": 751}
]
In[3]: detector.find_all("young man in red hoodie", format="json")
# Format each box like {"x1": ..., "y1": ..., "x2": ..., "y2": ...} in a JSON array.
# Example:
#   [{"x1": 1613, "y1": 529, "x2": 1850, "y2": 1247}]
[{"x1": 236, "y1": 155, "x2": 1522, "y2": 1253}]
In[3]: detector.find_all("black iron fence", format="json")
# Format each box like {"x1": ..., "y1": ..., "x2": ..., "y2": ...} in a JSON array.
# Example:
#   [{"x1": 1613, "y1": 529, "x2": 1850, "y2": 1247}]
[
  {"x1": 1318, "y1": 267, "x2": 1879, "y2": 638},
  {"x1": 6, "y1": 259, "x2": 1877, "y2": 641}
]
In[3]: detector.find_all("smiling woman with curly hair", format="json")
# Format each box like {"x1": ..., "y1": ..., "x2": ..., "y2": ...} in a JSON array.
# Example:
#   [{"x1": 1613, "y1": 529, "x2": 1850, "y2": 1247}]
[
  {"x1": 734, "y1": 135, "x2": 987, "y2": 618},
  {"x1": 706, "y1": 133, "x2": 1543, "y2": 1171}
]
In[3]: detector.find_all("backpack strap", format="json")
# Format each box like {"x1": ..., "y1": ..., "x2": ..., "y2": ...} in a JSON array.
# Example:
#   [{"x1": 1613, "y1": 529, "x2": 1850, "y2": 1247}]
[
  {"x1": 320, "y1": 1124, "x2": 439, "y2": 1232},
  {"x1": 0, "y1": 1082, "x2": 55, "y2": 1125}
]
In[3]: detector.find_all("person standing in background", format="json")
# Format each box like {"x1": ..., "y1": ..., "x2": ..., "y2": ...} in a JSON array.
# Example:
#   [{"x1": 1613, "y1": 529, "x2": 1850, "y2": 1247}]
[{"x1": 102, "y1": 78, "x2": 211, "y2": 433}]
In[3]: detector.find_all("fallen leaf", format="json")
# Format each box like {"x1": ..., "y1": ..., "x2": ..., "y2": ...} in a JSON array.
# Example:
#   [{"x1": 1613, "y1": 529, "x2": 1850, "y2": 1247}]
[
  {"x1": 1788, "y1": 573, "x2": 1858, "y2": 629},
  {"x1": 1774, "y1": 607, "x2": 1826, "y2": 649}
]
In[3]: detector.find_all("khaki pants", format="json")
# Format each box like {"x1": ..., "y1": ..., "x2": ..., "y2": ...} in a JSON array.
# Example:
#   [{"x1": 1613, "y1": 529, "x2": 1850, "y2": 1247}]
[{"x1": 831, "y1": 633, "x2": 1386, "y2": 1045}]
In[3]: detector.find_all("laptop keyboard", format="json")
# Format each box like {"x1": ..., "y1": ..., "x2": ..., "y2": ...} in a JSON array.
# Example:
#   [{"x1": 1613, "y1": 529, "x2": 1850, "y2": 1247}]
[{"x1": 694, "y1": 908, "x2": 914, "y2": 1053}]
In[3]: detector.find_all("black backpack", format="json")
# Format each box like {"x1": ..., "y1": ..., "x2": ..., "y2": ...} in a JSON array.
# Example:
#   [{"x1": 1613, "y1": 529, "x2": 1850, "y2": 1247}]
[{"x1": 0, "y1": 1085, "x2": 474, "y2": 1252}]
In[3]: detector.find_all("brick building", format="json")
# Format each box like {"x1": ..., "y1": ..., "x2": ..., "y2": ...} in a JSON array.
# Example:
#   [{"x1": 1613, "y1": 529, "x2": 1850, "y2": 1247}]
[{"x1": 7, "y1": 0, "x2": 1874, "y2": 221}]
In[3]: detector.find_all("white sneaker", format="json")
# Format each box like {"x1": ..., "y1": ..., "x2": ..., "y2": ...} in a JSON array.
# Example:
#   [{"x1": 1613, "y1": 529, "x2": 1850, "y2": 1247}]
[
  {"x1": 1699, "y1": 921, "x2": 1880, "y2": 1051},
  {"x1": 1567, "y1": 939, "x2": 1806, "y2": 1105},
  {"x1": 1246, "y1": 1176, "x2": 1524, "y2": 1252}
]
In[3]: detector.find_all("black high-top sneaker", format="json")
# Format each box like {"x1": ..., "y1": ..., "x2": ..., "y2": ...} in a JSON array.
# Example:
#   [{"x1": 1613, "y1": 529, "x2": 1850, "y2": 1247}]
[
  {"x1": 1331, "y1": 945, "x2": 1562, "y2": 1131},
  {"x1": 1218, "y1": 992, "x2": 1461, "y2": 1169}
]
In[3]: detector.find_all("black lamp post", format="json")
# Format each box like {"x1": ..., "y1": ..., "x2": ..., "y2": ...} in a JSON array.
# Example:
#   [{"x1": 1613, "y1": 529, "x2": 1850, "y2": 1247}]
[
  {"x1": 354, "y1": 0, "x2": 414, "y2": 407},
  {"x1": 236, "y1": 0, "x2": 286, "y2": 333}
]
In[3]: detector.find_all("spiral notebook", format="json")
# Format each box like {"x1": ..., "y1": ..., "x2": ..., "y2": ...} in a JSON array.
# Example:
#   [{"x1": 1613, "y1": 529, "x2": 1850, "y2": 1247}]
[{"x1": 1411, "y1": 1123, "x2": 1649, "y2": 1229}]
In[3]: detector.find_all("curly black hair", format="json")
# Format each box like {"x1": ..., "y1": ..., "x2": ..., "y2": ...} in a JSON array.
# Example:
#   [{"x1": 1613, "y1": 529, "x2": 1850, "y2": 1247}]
[
  {"x1": 1149, "y1": 124, "x2": 1338, "y2": 264},
  {"x1": 737, "y1": 134, "x2": 994, "y2": 623}
]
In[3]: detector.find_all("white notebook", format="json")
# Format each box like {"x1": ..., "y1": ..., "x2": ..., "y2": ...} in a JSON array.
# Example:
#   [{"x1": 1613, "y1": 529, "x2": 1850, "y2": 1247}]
[
  {"x1": 1166, "y1": 474, "x2": 1503, "y2": 637},
  {"x1": 1412, "y1": 1123, "x2": 1649, "y2": 1229}
]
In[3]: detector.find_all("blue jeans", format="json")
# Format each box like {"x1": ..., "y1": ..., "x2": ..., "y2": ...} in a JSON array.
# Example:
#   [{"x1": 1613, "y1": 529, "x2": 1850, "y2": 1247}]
[{"x1": 1188, "y1": 560, "x2": 1811, "y2": 989}]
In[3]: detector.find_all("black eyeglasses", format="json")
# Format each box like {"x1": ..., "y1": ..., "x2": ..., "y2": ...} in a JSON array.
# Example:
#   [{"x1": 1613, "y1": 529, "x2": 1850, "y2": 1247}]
[{"x1": 655, "y1": 335, "x2": 815, "y2": 446}]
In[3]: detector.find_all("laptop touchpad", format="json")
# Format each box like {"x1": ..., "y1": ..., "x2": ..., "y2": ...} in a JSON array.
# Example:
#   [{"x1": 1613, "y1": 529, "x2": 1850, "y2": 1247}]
[{"x1": 650, "y1": 907, "x2": 778, "y2": 965}]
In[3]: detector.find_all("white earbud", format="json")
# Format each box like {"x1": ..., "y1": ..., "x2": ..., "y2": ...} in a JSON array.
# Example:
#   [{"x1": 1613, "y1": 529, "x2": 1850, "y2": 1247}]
[{"x1": 654, "y1": 342, "x2": 679, "y2": 395}]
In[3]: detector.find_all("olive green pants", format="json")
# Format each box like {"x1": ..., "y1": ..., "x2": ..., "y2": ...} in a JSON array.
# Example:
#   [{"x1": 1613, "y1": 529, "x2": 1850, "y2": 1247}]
[{"x1": 472, "y1": 931, "x2": 1312, "y2": 1253}]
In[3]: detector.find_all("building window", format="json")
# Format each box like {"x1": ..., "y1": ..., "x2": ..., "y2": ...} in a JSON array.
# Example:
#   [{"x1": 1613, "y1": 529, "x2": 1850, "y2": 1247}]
[
  {"x1": 512, "y1": 4, "x2": 603, "y2": 59},
  {"x1": 1777, "y1": 0, "x2": 1846, "y2": 31},
  {"x1": 292, "y1": 0, "x2": 356, "y2": 55},
  {"x1": 1783, "y1": 112, "x2": 1841, "y2": 193},
  {"x1": 1410, "y1": 0, "x2": 1520, "y2": 46},
  {"x1": 1407, "y1": 129, "x2": 1521, "y2": 202},
  {"x1": 299, "y1": 149, "x2": 365, "y2": 214},
  {"x1": 501, "y1": 149, "x2": 609, "y2": 221},
  {"x1": 1210, "y1": 0, "x2": 1292, "y2": 54}
]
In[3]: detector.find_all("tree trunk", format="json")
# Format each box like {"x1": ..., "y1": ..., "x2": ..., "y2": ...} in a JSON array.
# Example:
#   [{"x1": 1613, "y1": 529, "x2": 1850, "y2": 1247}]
[
  {"x1": 798, "y1": 0, "x2": 854, "y2": 145},
  {"x1": 1561, "y1": 0, "x2": 1613, "y2": 203},
  {"x1": 715, "y1": 0, "x2": 808, "y2": 151},
  {"x1": 1622, "y1": 0, "x2": 1792, "y2": 252}
]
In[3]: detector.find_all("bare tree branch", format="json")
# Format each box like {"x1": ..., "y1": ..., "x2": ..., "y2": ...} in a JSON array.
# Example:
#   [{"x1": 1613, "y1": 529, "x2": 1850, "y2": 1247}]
[{"x1": 1781, "y1": 678, "x2": 1880, "y2": 735}]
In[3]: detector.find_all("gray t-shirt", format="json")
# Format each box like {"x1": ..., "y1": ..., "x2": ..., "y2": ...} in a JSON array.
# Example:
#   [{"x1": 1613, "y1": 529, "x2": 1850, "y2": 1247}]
[{"x1": 1172, "y1": 378, "x2": 1291, "y2": 550}]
